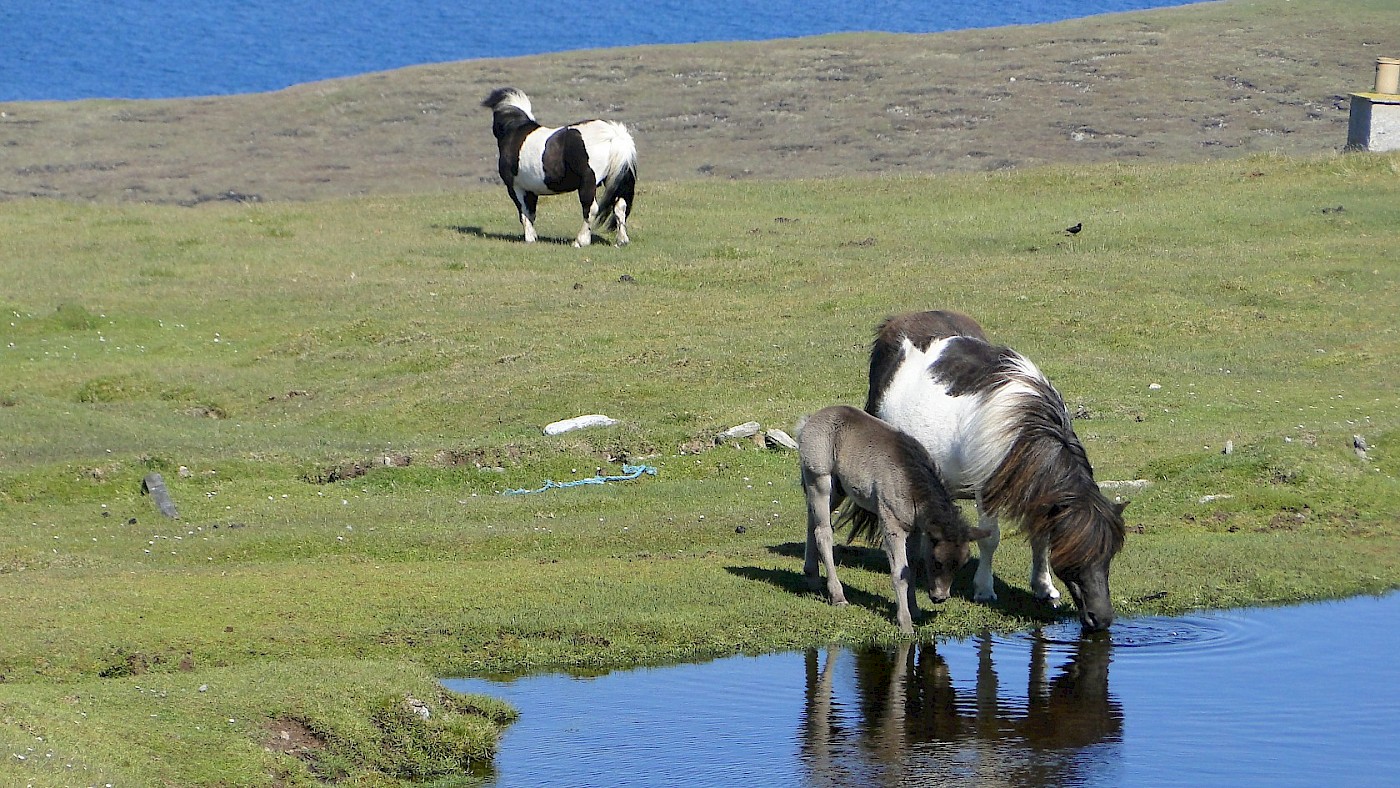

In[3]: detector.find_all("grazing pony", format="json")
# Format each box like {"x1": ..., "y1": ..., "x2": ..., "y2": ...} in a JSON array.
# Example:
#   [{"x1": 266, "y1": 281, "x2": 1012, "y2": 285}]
[
  {"x1": 864, "y1": 311, "x2": 1126, "y2": 631},
  {"x1": 798, "y1": 405, "x2": 990, "y2": 634},
  {"x1": 482, "y1": 87, "x2": 637, "y2": 247}
]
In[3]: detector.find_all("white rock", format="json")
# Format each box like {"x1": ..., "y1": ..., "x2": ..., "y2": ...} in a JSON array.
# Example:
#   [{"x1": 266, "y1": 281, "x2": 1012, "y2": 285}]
[
  {"x1": 1099, "y1": 479, "x2": 1151, "y2": 492},
  {"x1": 543, "y1": 414, "x2": 619, "y2": 435},
  {"x1": 717, "y1": 421, "x2": 761, "y2": 441},
  {"x1": 765, "y1": 428, "x2": 799, "y2": 450}
]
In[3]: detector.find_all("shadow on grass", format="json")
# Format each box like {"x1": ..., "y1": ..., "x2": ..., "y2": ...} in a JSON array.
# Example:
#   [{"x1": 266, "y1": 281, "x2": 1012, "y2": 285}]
[
  {"x1": 744, "y1": 541, "x2": 1070, "y2": 626},
  {"x1": 441, "y1": 224, "x2": 575, "y2": 245},
  {"x1": 725, "y1": 563, "x2": 895, "y2": 619}
]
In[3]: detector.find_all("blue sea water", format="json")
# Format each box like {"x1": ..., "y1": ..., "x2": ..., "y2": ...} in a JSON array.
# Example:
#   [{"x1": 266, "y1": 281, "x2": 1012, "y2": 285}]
[{"x1": 2, "y1": 0, "x2": 1198, "y2": 102}]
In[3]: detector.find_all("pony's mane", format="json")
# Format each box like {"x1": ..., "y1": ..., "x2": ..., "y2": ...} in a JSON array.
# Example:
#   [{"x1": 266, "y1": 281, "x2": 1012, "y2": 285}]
[
  {"x1": 482, "y1": 87, "x2": 535, "y2": 120},
  {"x1": 979, "y1": 358, "x2": 1125, "y2": 570}
]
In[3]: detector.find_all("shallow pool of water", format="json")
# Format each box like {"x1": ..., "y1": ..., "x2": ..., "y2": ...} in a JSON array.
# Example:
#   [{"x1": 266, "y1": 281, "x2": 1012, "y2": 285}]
[{"x1": 444, "y1": 593, "x2": 1399, "y2": 787}]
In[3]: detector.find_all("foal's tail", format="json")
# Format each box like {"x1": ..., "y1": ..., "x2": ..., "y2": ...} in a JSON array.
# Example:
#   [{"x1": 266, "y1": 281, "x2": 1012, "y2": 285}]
[
  {"x1": 837, "y1": 501, "x2": 881, "y2": 545},
  {"x1": 591, "y1": 122, "x2": 638, "y2": 231}
]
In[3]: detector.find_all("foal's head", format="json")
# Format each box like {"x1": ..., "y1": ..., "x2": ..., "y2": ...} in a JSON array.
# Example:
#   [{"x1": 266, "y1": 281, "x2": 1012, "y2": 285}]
[
  {"x1": 896, "y1": 431, "x2": 991, "y2": 603},
  {"x1": 923, "y1": 535, "x2": 972, "y2": 603}
]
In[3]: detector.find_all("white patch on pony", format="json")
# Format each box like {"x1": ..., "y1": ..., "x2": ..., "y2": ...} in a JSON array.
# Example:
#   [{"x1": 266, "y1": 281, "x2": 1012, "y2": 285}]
[
  {"x1": 876, "y1": 337, "x2": 1056, "y2": 604},
  {"x1": 575, "y1": 120, "x2": 635, "y2": 185},
  {"x1": 878, "y1": 337, "x2": 1020, "y2": 495},
  {"x1": 514, "y1": 126, "x2": 559, "y2": 195}
]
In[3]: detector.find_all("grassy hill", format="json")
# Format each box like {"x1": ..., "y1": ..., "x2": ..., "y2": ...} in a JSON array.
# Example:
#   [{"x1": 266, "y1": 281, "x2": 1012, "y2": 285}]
[{"x1": 1, "y1": 0, "x2": 1396, "y2": 204}]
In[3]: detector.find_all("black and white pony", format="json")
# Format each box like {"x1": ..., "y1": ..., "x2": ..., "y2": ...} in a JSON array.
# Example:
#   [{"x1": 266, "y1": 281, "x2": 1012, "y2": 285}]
[
  {"x1": 864, "y1": 310, "x2": 1127, "y2": 631},
  {"x1": 482, "y1": 87, "x2": 636, "y2": 247}
]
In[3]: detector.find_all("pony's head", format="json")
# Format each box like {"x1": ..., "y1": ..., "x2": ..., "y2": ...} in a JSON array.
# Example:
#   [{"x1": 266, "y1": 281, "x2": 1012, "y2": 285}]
[
  {"x1": 482, "y1": 87, "x2": 534, "y2": 118},
  {"x1": 982, "y1": 377, "x2": 1128, "y2": 631},
  {"x1": 482, "y1": 88, "x2": 537, "y2": 139},
  {"x1": 1040, "y1": 494, "x2": 1128, "y2": 631},
  {"x1": 922, "y1": 528, "x2": 991, "y2": 603}
]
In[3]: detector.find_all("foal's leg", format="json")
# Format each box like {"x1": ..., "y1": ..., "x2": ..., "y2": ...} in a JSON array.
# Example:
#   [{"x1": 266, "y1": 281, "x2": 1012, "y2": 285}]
[
  {"x1": 573, "y1": 175, "x2": 598, "y2": 248},
  {"x1": 802, "y1": 470, "x2": 848, "y2": 606},
  {"x1": 907, "y1": 529, "x2": 932, "y2": 600},
  {"x1": 972, "y1": 492, "x2": 1001, "y2": 603},
  {"x1": 1030, "y1": 537, "x2": 1061, "y2": 606},
  {"x1": 513, "y1": 188, "x2": 539, "y2": 243},
  {"x1": 880, "y1": 516, "x2": 916, "y2": 635}
]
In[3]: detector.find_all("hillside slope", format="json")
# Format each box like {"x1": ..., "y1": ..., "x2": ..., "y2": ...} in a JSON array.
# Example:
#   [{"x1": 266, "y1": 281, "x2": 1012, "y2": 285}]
[{"x1": 0, "y1": 0, "x2": 1394, "y2": 204}]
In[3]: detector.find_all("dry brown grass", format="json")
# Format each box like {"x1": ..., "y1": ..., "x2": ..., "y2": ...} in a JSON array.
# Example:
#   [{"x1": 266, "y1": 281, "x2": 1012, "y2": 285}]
[{"x1": 1, "y1": 0, "x2": 1394, "y2": 205}]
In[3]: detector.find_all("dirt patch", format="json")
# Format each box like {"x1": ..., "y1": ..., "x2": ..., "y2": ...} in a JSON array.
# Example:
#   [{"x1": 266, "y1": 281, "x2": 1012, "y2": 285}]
[
  {"x1": 303, "y1": 453, "x2": 413, "y2": 484},
  {"x1": 264, "y1": 717, "x2": 329, "y2": 776}
]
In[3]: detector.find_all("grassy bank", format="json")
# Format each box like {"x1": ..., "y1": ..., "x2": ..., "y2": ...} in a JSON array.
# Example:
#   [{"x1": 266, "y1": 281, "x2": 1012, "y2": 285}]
[
  {"x1": 2, "y1": 0, "x2": 1397, "y2": 203},
  {"x1": 2, "y1": 149, "x2": 1398, "y2": 783}
]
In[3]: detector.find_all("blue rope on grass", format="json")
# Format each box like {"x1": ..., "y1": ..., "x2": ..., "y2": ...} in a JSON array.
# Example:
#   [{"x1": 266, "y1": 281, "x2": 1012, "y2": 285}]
[{"x1": 502, "y1": 464, "x2": 658, "y2": 495}]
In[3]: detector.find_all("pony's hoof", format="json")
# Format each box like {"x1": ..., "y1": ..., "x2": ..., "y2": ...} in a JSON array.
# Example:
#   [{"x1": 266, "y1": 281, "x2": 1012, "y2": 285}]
[
  {"x1": 973, "y1": 590, "x2": 998, "y2": 604},
  {"x1": 831, "y1": 598, "x2": 849, "y2": 608}
]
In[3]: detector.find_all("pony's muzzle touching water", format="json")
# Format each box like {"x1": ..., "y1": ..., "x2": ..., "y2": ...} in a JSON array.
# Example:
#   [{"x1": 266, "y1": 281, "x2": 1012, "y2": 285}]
[{"x1": 482, "y1": 87, "x2": 637, "y2": 248}]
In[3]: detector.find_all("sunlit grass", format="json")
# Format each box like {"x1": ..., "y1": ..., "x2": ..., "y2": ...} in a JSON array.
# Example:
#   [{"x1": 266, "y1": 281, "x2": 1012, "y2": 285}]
[{"x1": 1, "y1": 152, "x2": 1398, "y2": 783}]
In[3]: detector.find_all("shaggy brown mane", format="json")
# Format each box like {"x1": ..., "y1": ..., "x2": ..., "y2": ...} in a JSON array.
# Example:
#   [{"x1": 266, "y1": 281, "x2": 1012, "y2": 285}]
[{"x1": 981, "y1": 376, "x2": 1125, "y2": 571}]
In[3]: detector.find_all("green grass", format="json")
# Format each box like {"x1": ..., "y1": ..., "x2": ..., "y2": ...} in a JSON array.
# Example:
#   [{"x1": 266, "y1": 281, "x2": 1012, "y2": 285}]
[{"x1": 2, "y1": 150, "x2": 1398, "y2": 782}]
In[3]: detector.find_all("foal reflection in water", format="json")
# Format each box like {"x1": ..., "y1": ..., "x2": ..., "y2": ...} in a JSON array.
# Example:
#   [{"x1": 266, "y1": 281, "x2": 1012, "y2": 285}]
[{"x1": 801, "y1": 636, "x2": 1121, "y2": 786}]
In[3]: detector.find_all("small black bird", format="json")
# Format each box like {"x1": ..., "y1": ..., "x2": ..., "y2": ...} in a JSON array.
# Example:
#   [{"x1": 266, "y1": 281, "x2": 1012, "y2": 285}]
[{"x1": 1064, "y1": 222, "x2": 1083, "y2": 235}]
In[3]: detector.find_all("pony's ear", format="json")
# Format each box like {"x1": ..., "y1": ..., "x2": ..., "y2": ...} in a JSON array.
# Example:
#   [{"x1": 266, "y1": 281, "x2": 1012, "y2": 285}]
[{"x1": 1114, "y1": 500, "x2": 1130, "y2": 516}]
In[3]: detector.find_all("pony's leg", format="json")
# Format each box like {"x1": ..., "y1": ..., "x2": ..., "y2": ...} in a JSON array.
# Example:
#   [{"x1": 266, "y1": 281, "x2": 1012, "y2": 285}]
[
  {"x1": 1030, "y1": 538, "x2": 1061, "y2": 606},
  {"x1": 514, "y1": 188, "x2": 539, "y2": 243},
  {"x1": 802, "y1": 471, "x2": 848, "y2": 606},
  {"x1": 881, "y1": 519, "x2": 916, "y2": 634},
  {"x1": 613, "y1": 198, "x2": 630, "y2": 246},
  {"x1": 972, "y1": 492, "x2": 1001, "y2": 603},
  {"x1": 573, "y1": 179, "x2": 598, "y2": 248}
]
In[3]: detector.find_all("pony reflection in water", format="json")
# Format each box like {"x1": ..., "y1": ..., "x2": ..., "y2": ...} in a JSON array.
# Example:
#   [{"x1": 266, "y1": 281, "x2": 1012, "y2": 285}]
[
  {"x1": 801, "y1": 636, "x2": 1122, "y2": 786},
  {"x1": 482, "y1": 87, "x2": 637, "y2": 247}
]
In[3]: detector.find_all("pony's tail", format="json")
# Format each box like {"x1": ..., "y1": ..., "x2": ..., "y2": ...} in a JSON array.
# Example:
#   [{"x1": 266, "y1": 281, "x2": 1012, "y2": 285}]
[
  {"x1": 592, "y1": 123, "x2": 638, "y2": 232},
  {"x1": 837, "y1": 501, "x2": 882, "y2": 545}
]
